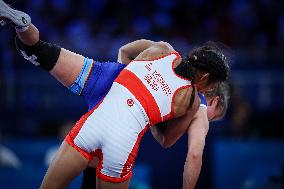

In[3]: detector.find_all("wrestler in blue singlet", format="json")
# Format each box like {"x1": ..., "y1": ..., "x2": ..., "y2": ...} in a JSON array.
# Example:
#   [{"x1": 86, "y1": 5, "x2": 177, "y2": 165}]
[{"x1": 69, "y1": 58, "x2": 126, "y2": 110}]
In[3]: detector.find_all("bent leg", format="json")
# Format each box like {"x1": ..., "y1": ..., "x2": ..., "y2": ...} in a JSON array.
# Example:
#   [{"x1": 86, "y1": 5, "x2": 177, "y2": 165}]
[
  {"x1": 16, "y1": 24, "x2": 85, "y2": 87},
  {"x1": 40, "y1": 141, "x2": 89, "y2": 189},
  {"x1": 1, "y1": 1, "x2": 85, "y2": 87}
]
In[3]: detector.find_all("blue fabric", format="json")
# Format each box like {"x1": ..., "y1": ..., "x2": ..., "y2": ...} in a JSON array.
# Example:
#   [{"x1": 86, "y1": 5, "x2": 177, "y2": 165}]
[
  {"x1": 69, "y1": 58, "x2": 93, "y2": 95},
  {"x1": 68, "y1": 58, "x2": 125, "y2": 110},
  {"x1": 198, "y1": 92, "x2": 207, "y2": 107},
  {"x1": 81, "y1": 60, "x2": 126, "y2": 110}
]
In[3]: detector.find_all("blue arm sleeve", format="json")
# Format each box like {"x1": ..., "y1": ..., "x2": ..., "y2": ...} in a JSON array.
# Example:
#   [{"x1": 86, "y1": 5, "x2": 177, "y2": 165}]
[{"x1": 69, "y1": 57, "x2": 126, "y2": 110}]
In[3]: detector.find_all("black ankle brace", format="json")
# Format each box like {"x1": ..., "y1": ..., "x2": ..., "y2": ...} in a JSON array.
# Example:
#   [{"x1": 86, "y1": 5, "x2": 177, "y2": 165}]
[{"x1": 15, "y1": 36, "x2": 61, "y2": 71}]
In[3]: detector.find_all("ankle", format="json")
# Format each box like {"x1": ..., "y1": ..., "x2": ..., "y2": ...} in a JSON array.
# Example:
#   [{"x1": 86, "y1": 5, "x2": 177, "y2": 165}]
[{"x1": 15, "y1": 25, "x2": 29, "y2": 33}]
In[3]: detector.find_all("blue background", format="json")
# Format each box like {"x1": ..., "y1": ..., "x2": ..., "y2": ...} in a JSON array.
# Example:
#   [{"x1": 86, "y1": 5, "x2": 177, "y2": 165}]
[{"x1": 1, "y1": 0, "x2": 284, "y2": 188}]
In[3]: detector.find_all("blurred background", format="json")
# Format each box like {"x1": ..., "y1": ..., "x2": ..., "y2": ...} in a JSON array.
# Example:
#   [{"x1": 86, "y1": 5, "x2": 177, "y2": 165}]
[{"x1": 0, "y1": 0, "x2": 284, "y2": 188}]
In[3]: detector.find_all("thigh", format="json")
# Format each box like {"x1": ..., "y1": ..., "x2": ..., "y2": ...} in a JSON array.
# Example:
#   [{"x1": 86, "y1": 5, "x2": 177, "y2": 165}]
[
  {"x1": 40, "y1": 141, "x2": 89, "y2": 189},
  {"x1": 50, "y1": 48, "x2": 85, "y2": 88}
]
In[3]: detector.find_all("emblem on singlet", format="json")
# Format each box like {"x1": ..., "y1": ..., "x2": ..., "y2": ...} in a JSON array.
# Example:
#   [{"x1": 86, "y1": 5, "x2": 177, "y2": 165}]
[{"x1": 127, "y1": 99, "x2": 134, "y2": 107}]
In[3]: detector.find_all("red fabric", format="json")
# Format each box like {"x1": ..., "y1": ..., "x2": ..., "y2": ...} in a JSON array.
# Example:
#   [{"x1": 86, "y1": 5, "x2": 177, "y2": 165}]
[
  {"x1": 115, "y1": 70, "x2": 162, "y2": 125},
  {"x1": 65, "y1": 98, "x2": 104, "y2": 160},
  {"x1": 94, "y1": 148, "x2": 132, "y2": 183},
  {"x1": 120, "y1": 124, "x2": 151, "y2": 178}
]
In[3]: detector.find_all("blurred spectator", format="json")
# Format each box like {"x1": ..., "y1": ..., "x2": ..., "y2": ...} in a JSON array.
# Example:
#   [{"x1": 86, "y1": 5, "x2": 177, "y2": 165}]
[
  {"x1": 1, "y1": 1, "x2": 284, "y2": 188},
  {"x1": 225, "y1": 84, "x2": 253, "y2": 138},
  {"x1": 44, "y1": 121, "x2": 74, "y2": 167},
  {"x1": 0, "y1": 132, "x2": 22, "y2": 169}
]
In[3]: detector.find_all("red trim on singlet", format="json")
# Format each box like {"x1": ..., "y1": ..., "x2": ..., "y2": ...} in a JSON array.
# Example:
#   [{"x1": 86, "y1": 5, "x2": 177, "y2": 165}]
[
  {"x1": 120, "y1": 123, "x2": 151, "y2": 178},
  {"x1": 65, "y1": 136, "x2": 94, "y2": 160},
  {"x1": 171, "y1": 51, "x2": 191, "y2": 81},
  {"x1": 94, "y1": 148, "x2": 132, "y2": 183},
  {"x1": 98, "y1": 172, "x2": 132, "y2": 183},
  {"x1": 65, "y1": 98, "x2": 105, "y2": 161},
  {"x1": 166, "y1": 51, "x2": 192, "y2": 119},
  {"x1": 130, "y1": 51, "x2": 181, "y2": 62},
  {"x1": 95, "y1": 124, "x2": 152, "y2": 183},
  {"x1": 115, "y1": 70, "x2": 162, "y2": 125}
]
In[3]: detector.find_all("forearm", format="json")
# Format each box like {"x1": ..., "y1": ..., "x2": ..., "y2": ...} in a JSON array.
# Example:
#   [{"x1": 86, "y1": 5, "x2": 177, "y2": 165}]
[
  {"x1": 161, "y1": 118, "x2": 190, "y2": 148},
  {"x1": 153, "y1": 92, "x2": 201, "y2": 147},
  {"x1": 183, "y1": 153, "x2": 203, "y2": 189},
  {"x1": 183, "y1": 108, "x2": 209, "y2": 189},
  {"x1": 118, "y1": 39, "x2": 156, "y2": 63},
  {"x1": 183, "y1": 133, "x2": 205, "y2": 189},
  {"x1": 152, "y1": 106, "x2": 199, "y2": 148},
  {"x1": 183, "y1": 131, "x2": 205, "y2": 189}
]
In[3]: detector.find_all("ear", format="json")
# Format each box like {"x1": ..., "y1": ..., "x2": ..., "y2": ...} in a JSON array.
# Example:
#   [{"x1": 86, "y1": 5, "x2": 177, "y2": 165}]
[{"x1": 208, "y1": 96, "x2": 219, "y2": 107}]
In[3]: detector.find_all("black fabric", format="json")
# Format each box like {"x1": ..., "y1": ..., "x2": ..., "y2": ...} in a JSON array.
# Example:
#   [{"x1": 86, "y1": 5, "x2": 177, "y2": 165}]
[
  {"x1": 15, "y1": 36, "x2": 61, "y2": 71},
  {"x1": 80, "y1": 167, "x2": 97, "y2": 189},
  {"x1": 174, "y1": 59, "x2": 196, "y2": 107}
]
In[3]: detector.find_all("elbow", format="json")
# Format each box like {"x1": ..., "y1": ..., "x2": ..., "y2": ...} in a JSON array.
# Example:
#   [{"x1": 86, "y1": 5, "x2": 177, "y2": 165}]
[
  {"x1": 187, "y1": 149, "x2": 203, "y2": 161},
  {"x1": 190, "y1": 151, "x2": 203, "y2": 161},
  {"x1": 155, "y1": 42, "x2": 174, "y2": 52},
  {"x1": 118, "y1": 46, "x2": 126, "y2": 54},
  {"x1": 187, "y1": 143, "x2": 205, "y2": 161}
]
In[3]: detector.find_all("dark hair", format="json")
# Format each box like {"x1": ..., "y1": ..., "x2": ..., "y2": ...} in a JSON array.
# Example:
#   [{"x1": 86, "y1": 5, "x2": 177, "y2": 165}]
[
  {"x1": 174, "y1": 41, "x2": 231, "y2": 107},
  {"x1": 205, "y1": 82, "x2": 230, "y2": 120}
]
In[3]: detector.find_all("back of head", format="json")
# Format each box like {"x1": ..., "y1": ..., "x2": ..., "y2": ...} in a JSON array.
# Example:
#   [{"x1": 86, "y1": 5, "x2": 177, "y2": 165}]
[
  {"x1": 176, "y1": 41, "x2": 231, "y2": 84},
  {"x1": 174, "y1": 41, "x2": 231, "y2": 107},
  {"x1": 190, "y1": 41, "x2": 230, "y2": 83}
]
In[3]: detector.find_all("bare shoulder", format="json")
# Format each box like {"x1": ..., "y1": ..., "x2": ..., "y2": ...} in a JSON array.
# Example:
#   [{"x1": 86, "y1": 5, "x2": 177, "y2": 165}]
[{"x1": 134, "y1": 41, "x2": 176, "y2": 61}]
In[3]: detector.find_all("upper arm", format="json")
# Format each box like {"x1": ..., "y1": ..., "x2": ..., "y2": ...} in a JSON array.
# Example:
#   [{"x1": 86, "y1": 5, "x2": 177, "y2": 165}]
[
  {"x1": 117, "y1": 39, "x2": 156, "y2": 64},
  {"x1": 134, "y1": 41, "x2": 175, "y2": 61},
  {"x1": 151, "y1": 111, "x2": 197, "y2": 148}
]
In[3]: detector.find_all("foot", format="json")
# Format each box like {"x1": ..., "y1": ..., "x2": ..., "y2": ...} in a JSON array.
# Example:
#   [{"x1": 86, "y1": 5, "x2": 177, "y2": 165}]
[{"x1": 0, "y1": 0, "x2": 31, "y2": 27}]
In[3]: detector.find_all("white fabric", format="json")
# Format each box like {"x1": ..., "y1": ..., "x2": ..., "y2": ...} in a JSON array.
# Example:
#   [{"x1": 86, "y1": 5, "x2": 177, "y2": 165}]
[
  {"x1": 74, "y1": 83, "x2": 149, "y2": 178},
  {"x1": 125, "y1": 53, "x2": 190, "y2": 118}
]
